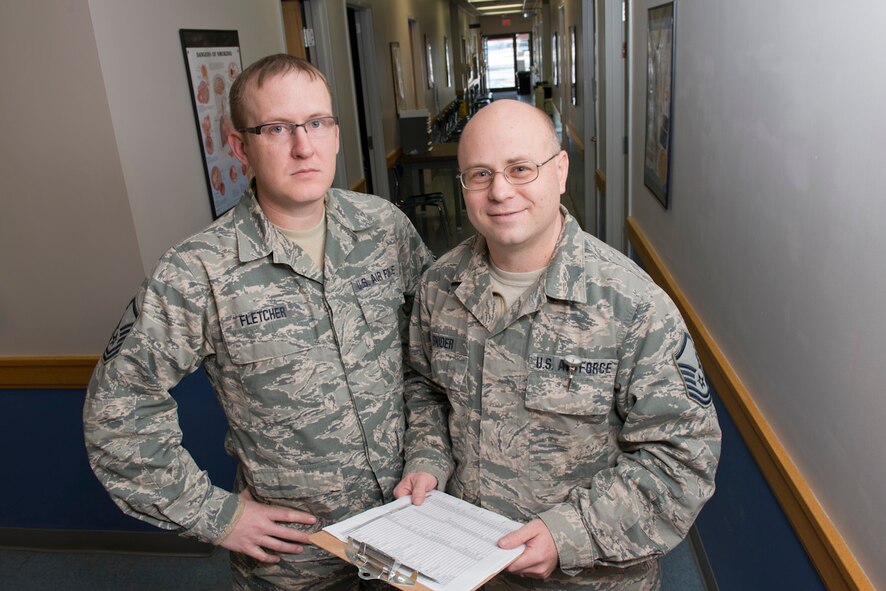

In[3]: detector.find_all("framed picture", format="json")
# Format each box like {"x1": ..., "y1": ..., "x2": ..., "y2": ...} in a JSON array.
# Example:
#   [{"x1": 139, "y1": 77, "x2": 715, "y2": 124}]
[
  {"x1": 444, "y1": 37, "x2": 453, "y2": 87},
  {"x1": 179, "y1": 29, "x2": 247, "y2": 219},
  {"x1": 390, "y1": 42, "x2": 406, "y2": 114},
  {"x1": 425, "y1": 35, "x2": 435, "y2": 88},
  {"x1": 461, "y1": 36, "x2": 468, "y2": 81},
  {"x1": 570, "y1": 26, "x2": 578, "y2": 106},
  {"x1": 643, "y1": 2, "x2": 676, "y2": 208}
]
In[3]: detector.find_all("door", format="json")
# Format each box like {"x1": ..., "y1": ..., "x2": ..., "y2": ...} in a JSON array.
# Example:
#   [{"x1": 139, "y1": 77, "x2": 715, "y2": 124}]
[
  {"x1": 582, "y1": 1, "x2": 601, "y2": 238},
  {"x1": 347, "y1": 7, "x2": 373, "y2": 192},
  {"x1": 345, "y1": 5, "x2": 389, "y2": 197},
  {"x1": 484, "y1": 35, "x2": 516, "y2": 91},
  {"x1": 281, "y1": 0, "x2": 307, "y2": 60}
]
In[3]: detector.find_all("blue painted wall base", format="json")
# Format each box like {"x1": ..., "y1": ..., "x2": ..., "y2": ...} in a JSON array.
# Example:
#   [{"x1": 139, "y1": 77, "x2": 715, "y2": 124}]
[{"x1": 1, "y1": 367, "x2": 236, "y2": 533}]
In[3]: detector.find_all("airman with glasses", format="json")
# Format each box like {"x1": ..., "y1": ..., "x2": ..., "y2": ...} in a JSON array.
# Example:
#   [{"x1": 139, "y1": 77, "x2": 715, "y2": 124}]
[
  {"x1": 395, "y1": 99, "x2": 720, "y2": 590},
  {"x1": 84, "y1": 54, "x2": 432, "y2": 591}
]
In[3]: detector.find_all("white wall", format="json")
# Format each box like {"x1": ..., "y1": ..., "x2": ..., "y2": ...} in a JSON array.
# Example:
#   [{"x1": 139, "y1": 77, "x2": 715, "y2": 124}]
[
  {"x1": 0, "y1": 0, "x2": 285, "y2": 355},
  {"x1": 629, "y1": 1, "x2": 886, "y2": 587},
  {"x1": 0, "y1": 0, "x2": 144, "y2": 355},
  {"x1": 0, "y1": 0, "x2": 469, "y2": 356},
  {"x1": 88, "y1": 0, "x2": 285, "y2": 274}
]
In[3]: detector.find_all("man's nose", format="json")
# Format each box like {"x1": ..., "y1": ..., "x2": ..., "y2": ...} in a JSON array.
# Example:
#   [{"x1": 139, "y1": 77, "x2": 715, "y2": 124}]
[
  {"x1": 290, "y1": 127, "x2": 315, "y2": 156},
  {"x1": 487, "y1": 171, "x2": 514, "y2": 201}
]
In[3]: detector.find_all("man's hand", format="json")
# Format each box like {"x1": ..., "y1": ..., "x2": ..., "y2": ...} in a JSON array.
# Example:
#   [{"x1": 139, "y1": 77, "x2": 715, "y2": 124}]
[
  {"x1": 219, "y1": 489, "x2": 317, "y2": 563},
  {"x1": 498, "y1": 518, "x2": 559, "y2": 579},
  {"x1": 392, "y1": 472, "x2": 438, "y2": 505}
]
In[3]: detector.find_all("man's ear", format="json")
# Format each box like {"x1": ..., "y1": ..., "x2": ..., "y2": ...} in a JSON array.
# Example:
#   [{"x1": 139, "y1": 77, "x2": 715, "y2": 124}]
[
  {"x1": 229, "y1": 131, "x2": 250, "y2": 166},
  {"x1": 556, "y1": 150, "x2": 569, "y2": 194}
]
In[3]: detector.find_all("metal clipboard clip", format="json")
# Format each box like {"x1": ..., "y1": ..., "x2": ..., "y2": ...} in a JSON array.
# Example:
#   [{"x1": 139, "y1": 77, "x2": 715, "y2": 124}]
[{"x1": 346, "y1": 537, "x2": 419, "y2": 586}]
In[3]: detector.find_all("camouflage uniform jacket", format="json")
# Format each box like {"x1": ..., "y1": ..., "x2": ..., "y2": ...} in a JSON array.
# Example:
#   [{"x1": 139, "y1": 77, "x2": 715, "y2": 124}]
[
  {"x1": 85, "y1": 186, "x2": 433, "y2": 545},
  {"x1": 403, "y1": 208, "x2": 721, "y2": 584}
]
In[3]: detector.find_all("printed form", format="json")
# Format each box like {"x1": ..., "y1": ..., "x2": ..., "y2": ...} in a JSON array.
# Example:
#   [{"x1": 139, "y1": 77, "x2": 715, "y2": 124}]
[{"x1": 324, "y1": 491, "x2": 525, "y2": 591}]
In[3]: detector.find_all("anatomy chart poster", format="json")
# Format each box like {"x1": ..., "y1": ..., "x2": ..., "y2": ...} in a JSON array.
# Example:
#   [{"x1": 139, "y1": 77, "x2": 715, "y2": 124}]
[{"x1": 180, "y1": 29, "x2": 247, "y2": 218}]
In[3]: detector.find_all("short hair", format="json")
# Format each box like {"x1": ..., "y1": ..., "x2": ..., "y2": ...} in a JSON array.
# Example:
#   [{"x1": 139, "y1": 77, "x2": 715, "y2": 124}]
[
  {"x1": 229, "y1": 54, "x2": 332, "y2": 129},
  {"x1": 535, "y1": 107, "x2": 562, "y2": 154}
]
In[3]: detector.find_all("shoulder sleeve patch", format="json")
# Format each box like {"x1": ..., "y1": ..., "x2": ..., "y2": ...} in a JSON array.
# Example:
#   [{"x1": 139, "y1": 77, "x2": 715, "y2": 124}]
[
  {"x1": 102, "y1": 298, "x2": 139, "y2": 364},
  {"x1": 674, "y1": 332, "x2": 712, "y2": 407}
]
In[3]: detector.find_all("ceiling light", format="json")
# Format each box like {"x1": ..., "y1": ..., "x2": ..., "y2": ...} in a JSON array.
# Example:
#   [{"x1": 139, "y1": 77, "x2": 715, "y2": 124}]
[{"x1": 476, "y1": 3, "x2": 523, "y2": 11}]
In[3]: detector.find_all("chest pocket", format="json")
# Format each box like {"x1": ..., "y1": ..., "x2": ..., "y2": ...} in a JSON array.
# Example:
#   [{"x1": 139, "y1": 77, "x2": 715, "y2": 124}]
[
  {"x1": 354, "y1": 275, "x2": 404, "y2": 330},
  {"x1": 429, "y1": 331, "x2": 469, "y2": 395},
  {"x1": 524, "y1": 368, "x2": 615, "y2": 481},
  {"x1": 220, "y1": 297, "x2": 317, "y2": 365},
  {"x1": 352, "y1": 271, "x2": 406, "y2": 380},
  {"x1": 216, "y1": 294, "x2": 336, "y2": 430}
]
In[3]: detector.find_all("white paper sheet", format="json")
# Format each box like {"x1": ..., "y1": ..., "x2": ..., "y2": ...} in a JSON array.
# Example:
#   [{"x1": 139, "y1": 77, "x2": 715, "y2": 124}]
[{"x1": 324, "y1": 491, "x2": 525, "y2": 591}]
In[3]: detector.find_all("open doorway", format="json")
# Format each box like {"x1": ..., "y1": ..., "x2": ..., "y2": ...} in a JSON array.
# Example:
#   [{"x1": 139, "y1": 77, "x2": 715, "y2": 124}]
[
  {"x1": 281, "y1": 0, "x2": 308, "y2": 60},
  {"x1": 483, "y1": 33, "x2": 531, "y2": 92},
  {"x1": 345, "y1": 4, "x2": 389, "y2": 197},
  {"x1": 347, "y1": 7, "x2": 372, "y2": 192}
]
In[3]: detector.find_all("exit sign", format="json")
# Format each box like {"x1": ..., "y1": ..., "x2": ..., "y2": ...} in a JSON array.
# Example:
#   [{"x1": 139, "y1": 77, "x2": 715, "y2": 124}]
[{"x1": 501, "y1": 18, "x2": 511, "y2": 26}]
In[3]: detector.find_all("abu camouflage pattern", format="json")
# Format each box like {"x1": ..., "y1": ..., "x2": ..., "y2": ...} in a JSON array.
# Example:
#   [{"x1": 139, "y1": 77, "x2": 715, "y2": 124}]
[
  {"x1": 403, "y1": 208, "x2": 721, "y2": 590},
  {"x1": 84, "y1": 186, "x2": 433, "y2": 587}
]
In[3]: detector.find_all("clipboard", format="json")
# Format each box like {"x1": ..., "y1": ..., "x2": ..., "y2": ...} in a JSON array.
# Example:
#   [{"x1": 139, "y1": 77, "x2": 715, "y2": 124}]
[
  {"x1": 308, "y1": 491, "x2": 523, "y2": 591},
  {"x1": 310, "y1": 530, "x2": 433, "y2": 591}
]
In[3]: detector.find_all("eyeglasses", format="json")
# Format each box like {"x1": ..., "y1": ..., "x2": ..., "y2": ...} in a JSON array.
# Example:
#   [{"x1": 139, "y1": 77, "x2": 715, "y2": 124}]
[
  {"x1": 456, "y1": 152, "x2": 560, "y2": 191},
  {"x1": 237, "y1": 117, "x2": 338, "y2": 144}
]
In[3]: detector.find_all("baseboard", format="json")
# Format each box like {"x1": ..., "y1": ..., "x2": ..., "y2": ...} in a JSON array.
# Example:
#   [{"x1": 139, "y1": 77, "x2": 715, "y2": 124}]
[{"x1": 0, "y1": 527, "x2": 214, "y2": 557}]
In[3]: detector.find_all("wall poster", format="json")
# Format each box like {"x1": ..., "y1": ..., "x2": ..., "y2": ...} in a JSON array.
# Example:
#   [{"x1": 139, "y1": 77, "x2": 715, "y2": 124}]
[
  {"x1": 444, "y1": 37, "x2": 453, "y2": 87},
  {"x1": 569, "y1": 26, "x2": 578, "y2": 106},
  {"x1": 180, "y1": 29, "x2": 247, "y2": 219},
  {"x1": 643, "y1": 3, "x2": 676, "y2": 208},
  {"x1": 390, "y1": 42, "x2": 406, "y2": 114},
  {"x1": 425, "y1": 35, "x2": 435, "y2": 88}
]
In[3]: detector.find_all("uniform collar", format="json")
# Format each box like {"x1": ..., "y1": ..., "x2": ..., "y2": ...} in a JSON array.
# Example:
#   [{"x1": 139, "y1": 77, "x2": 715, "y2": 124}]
[
  {"x1": 234, "y1": 184, "x2": 379, "y2": 265},
  {"x1": 542, "y1": 207, "x2": 588, "y2": 305},
  {"x1": 451, "y1": 206, "x2": 588, "y2": 329}
]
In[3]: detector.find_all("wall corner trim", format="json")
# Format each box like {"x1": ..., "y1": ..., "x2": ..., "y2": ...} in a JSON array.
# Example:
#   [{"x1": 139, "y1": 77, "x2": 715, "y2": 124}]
[
  {"x1": 0, "y1": 356, "x2": 98, "y2": 389},
  {"x1": 626, "y1": 216, "x2": 872, "y2": 591}
]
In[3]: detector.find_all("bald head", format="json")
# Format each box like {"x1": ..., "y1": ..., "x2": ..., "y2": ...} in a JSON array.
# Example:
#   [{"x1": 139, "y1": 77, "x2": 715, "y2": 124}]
[{"x1": 458, "y1": 99, "x2": 561, "y2": 167}]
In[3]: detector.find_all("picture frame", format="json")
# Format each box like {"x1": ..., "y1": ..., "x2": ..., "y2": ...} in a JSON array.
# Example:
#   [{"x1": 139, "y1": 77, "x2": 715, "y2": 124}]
[
  {"x1": 390, "y1": 42, "x2": 406, "y2": 114},
  {"x1": 425, "y1": 35, "x2": 435, "y2": 88},
  {"x1": 570, "y1": 26, "x2": 578, "y2": 106},
  {"x1": 444, "y1": 36, "x2": 452, "y2": 87},
  {"x1": 179, "y1": 29, "x2": 247, "y2": 219},
  {"x1": 643, "y1": 2, "x2": 676, "y2": 209}
]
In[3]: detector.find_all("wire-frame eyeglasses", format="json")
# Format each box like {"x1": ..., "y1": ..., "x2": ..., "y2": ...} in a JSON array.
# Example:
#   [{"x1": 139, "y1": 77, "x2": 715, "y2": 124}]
[{"x1": 456, "y1": 152, "x2": 560, "y2": 191}]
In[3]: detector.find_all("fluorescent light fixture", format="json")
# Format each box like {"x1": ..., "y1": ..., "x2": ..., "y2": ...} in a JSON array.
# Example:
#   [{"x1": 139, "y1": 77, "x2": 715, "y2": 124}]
[{"x1": 476, "y1": 3, "x2": 523, "y2": 11}]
